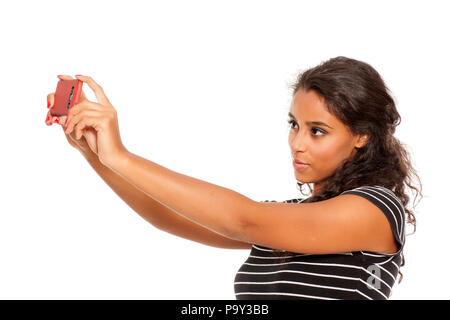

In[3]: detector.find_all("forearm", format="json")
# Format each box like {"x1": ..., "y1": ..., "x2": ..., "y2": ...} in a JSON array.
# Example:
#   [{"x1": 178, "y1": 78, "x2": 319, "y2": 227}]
[
  {"x1": 81, "y1": 150, "x2": 181, "y2": 228},
  {"x1": 108, "y1": 151, "x2": 253, "y2": 239},
  {"x1": 79, "y1": 151, "x2": 253, "y2": 249}
]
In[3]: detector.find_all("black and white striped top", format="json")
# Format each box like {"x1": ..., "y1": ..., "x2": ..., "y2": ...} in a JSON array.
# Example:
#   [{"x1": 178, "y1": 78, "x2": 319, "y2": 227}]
[{"x1": 234, "y1": 185, "x2": 406, "y2": 300}]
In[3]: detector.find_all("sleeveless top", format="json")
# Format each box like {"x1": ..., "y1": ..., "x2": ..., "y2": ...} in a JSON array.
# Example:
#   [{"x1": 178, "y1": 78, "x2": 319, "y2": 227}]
[{"x1": 234, "y1": 185, "x2": 406, "y2": 300}]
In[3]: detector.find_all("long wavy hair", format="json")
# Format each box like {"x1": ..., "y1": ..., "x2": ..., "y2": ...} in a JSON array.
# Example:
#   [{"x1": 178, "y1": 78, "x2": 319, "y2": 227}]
[{"x1": 275, "y1": 56, "x2": 423, "y2": 284}]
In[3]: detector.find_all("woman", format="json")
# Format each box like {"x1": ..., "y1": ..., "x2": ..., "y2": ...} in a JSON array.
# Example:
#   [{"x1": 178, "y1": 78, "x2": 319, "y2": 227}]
[{"x1": 45, "y1": 56, "x2": 422, "y2": 300}]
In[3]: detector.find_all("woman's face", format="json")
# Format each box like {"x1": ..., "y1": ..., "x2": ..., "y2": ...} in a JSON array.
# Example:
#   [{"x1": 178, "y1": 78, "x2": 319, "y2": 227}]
[{"x1": 288, "y1": 89, "x2": 368, "y2": 195}]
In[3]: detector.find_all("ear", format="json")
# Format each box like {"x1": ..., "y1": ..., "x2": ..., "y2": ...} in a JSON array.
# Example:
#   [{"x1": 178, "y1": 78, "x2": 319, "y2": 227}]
[{"x1": 355, "y1": 134, "x2": 370, "y2": 149}]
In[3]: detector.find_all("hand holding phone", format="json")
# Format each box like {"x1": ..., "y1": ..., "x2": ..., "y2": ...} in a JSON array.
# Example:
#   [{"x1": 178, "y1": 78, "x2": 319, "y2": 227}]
[{"x1": 46, "y1": 75, "x2": 98, "y2": 156}]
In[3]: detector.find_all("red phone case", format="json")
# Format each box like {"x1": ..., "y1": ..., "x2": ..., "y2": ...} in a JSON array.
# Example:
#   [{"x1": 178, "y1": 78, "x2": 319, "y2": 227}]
[{"x1": 50, "y1": 79, "x2": 83, "y2": 116}]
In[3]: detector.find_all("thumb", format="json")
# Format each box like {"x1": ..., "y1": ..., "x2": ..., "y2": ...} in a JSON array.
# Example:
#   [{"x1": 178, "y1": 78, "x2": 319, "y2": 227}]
[{"x1": 57, "y1": 115, "x2": 68, "y2": 127}]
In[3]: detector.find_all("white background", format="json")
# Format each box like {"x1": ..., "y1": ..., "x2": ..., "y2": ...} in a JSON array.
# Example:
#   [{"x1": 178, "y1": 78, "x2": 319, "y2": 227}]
[{"x1": 0, "y1": 0, "x2": 447, "y2": 299}]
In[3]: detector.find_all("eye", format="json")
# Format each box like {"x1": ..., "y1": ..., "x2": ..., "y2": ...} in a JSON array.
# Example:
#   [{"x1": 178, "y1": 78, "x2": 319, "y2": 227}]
[
  {"x1": 287, "y1": 119, "x2": 327, "y2": 136},
  {"x1": 311, "y1": 127, "x2": 326, "y2": 136},
  {"x1": 287, "y1": 119, "x2": 298, "y2": 129}
]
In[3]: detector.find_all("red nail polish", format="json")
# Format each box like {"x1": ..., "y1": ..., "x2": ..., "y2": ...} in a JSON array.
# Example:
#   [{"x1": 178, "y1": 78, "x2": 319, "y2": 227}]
[
  {"x1": 47, "y1": 101, "x2": 50, "y2": 108},
  {"x1": 54, "y1": 118, "x2": 59, "y2": 123},
  {"x1": 46, "y1": 115, "x2": 50, "y2": 122}
]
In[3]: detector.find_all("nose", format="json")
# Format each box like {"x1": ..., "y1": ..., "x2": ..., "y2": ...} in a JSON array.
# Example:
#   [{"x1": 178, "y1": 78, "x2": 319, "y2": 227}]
[{"x1": 289, "y1": 128, "x2": 308, "y2": 153}]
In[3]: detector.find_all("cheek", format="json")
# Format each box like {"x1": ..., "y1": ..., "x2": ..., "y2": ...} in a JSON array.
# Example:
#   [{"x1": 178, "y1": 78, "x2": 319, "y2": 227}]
[{"x1": 311, "y1": 139, "x2": 350, "y2": 168}]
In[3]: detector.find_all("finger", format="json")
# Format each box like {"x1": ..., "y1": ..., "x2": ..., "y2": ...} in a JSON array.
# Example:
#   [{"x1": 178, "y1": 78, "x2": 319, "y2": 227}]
[
  {"x1": 46, "y1": 92, "x2": 55, "y2": 125},
  {"x1": 59, "y1": 115, "x2": 68, "y2": 126},
  {"x1": 65, "y1": 101, "x2": 85, "y2": 125},
  {"x1": 45, "y1": 111, "x2": 56, "y2": 126},
  {"x1": 47, "y1": 92, "x2": 54, "y2": 109},
  {"x1": 45, "y1": 111, "x2": 59, "y2": 126},
  {"x1": 48, "y1": 113, "x2": 62, "y2": 125},
  {"x1": 75, "y1": 75, "x2": 111, "y2": 106},
  {"x1": 65, "y1": 110, "x2": 101, "y2": 135},
  {"x1": 57, "y1": 75, "x2": 74, "y2": 80},
  {"x1": 73, "y1": 115, "x2": 102, "y2": 140},
  {"x1": 63, "y1": 124, "x2": 77, "y2": 142},
  {"x1": 74, "y1": 126, "x2": 85, "y2": 140},
  {"x1": 65, "y1": 100, "x2": 102, "y2": 128},
  {"x1": 61, "y1": 122, "x2": 70, "y2": 134},
  {"x1": 45, "y1": 113, "x2": 52, "y2": 126}
]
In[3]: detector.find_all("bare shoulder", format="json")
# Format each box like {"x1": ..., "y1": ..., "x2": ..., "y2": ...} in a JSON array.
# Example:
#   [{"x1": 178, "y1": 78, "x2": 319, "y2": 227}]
[{"x1": 333, "y1": 193, "x2": 399, "y2": 254}]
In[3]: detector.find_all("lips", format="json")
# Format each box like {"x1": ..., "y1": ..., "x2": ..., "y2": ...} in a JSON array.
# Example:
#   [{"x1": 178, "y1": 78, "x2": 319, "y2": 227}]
[{"x1": 294, "y1": 159, "x2": 309, "y2": 165}]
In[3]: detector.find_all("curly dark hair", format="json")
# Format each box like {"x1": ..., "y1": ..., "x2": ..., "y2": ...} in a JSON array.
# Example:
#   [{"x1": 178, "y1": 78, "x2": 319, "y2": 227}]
[{"x1": 274, "y1": 56, "x2": 423, "y2": 284}]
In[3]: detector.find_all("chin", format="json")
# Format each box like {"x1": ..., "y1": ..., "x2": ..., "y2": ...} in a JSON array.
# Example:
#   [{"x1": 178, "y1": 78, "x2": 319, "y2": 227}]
[{"x1": 294, "y1": 176, "x2": 312, "y2": 183}]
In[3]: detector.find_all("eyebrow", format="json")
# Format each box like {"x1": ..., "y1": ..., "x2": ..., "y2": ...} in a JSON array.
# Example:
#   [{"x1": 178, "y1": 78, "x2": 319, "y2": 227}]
[{"x1": 288, "y1": 112, "x2": 334, "y2": 129}]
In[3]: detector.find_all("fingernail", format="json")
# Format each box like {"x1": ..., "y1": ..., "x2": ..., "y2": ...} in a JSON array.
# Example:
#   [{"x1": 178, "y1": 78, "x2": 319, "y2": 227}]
[
  {"x1": 47, "y1": 101, "x2": 50, "y2": 108},
  {"x1": 54, "y1": 118, "x2": 59, "y2": 124},
  {"x1": 46, "y1": 115, "x2": 50, "y2": 123},
  {"x1": 65, "y1": 118, "x2": 68, "y2": 125},
  {"x1": 75, "y1": 74, "x2": 84, "y2": 77}
]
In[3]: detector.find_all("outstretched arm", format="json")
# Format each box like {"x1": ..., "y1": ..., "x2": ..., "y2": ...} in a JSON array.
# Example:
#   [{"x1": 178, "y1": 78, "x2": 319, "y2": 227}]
[
  {"x1": 108, "y1": 151, "x2": 255, "y2": 241},
  {"x1": 83, "y1": 150, "x2": 251, "y2": 249}
]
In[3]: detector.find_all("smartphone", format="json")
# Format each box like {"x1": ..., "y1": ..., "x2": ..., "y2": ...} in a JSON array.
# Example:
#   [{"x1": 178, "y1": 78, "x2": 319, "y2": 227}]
[{"x1": 50, "y1": 79, "x2": 83, "y2": 117}]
